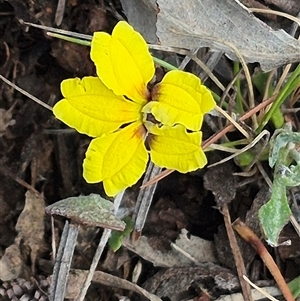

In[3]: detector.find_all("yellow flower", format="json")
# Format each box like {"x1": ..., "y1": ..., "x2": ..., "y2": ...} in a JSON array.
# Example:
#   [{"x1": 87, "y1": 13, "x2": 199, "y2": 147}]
[{"x1": 53, "y1": 21, "x2": 215, "y2": 196}]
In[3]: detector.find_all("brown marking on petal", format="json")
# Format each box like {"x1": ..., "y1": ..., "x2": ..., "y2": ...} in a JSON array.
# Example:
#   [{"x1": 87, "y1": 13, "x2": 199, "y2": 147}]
[
  {"x1": 147, "y1": 68, "x2": 165, "y2": 101},
  {"x1": 149, "y1": 83, "x2": 160, "y2": 101},
  {"x1": 144, "y1": 86, "x2": 151, "y2": 101},
  {"x1": 132, "y1": 124, "x2": 147, "y2": 140},
  {"x1": 146, "y1": 133, "x2": 154, "y2": 145}
]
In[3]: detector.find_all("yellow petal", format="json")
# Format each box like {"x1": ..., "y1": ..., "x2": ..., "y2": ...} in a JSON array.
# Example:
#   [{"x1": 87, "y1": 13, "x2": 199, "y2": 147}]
[
  {"x1": 146, "y1": 122, "x2": 207, "y2": 173},
  {"x1": 53, "y1": 77, "x2": 142, "y2": 137},
  {"x1": 83, "y1": 121, "x2": 148, "y2": 196},
  {"x1": 90, "y1": 21, "x2": 154, "y2": 103},
  {"x1": 144, "y1": 70, "x2": 215, "y2": 131}
]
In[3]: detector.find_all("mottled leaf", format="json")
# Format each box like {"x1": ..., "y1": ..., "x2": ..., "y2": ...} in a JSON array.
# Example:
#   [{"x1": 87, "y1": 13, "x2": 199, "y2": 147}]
[
  {"x1": 46, "y1": 194, "x2": 125, "y2": 231},
  {"x1": 258, "y1": 178, "x2": 292, "y2": 246}
]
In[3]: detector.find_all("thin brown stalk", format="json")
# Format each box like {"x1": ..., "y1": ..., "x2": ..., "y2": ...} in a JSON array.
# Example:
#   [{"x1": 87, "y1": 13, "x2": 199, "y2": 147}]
[
  {"x1": 232, "y1": 218, "x2": 295, "y2": 301},
  {"x1": 222, "y1": 205, "x2": 253, "y2": 301}
]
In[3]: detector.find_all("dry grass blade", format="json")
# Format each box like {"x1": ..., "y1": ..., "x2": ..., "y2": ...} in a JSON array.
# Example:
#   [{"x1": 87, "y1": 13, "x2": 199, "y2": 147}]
[
  {"x1": 248, "y1": 8, "x2": 300, "y2": 26},
  {"x1": 21, "y1": 21, "x2": 92, "y2": 40},
  {"x1": 0, "y1": 75, "x2": 53, "y2": 111},
  {"x1": 208, "y1": 130, "x2": 269, "y2": 168},
  {"x1": 214, "y1": 106, "x2": 250, "y2": 139},
  {"x1": 243, "y1": 275, "x2": 280, "y2": 301}
]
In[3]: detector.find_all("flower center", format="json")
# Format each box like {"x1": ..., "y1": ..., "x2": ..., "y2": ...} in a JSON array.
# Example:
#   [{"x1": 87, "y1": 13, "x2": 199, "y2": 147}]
[{"x1": 145, "y1": 112, "x2": 160, "y2": 125}]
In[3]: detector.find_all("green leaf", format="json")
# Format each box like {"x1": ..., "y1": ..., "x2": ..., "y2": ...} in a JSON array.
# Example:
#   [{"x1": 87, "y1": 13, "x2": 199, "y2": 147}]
[
  {"x1": 257, "y1": 63, "x2": 300, "y2": 132},
  {"x1": 252, "y1": 70, "x2": 274, "y2": 97},
  {"x1": 46, "y1": 194, "x2": 126, "y2": 231},
  {"x1": 108, "y1": 217, "x2": 133, "y2": 252},
  {"x1": 269, "y1": 128, "x2": 300, "y2": 167},
  {"x1": 278, "y1": 164, "x2": 300, "y2": 187},
  {"x1": 235, "y1": 151, "x2": 255, "y2": 166},
  {"x1": 270, "y1": 107, "x2": 284, "y2": 129},
  {"x1": 258, "y1": 178, "x2": 291, "y2": 246},
  {"x1": 251, "y1": 68, "x2": 284, "y2": 127},
  {"x1": 235, "y1": 148, "x2": 269, "y2": 166},
  {"x1": 259, "y1": 125, "x2": 300, "y2": 246},
  {"x1": 288, "y1": 275, "x2": 300, "y2": 298}
]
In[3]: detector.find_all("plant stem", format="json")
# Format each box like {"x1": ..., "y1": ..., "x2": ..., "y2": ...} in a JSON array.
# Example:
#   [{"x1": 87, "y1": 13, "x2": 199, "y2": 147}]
[
  {"x1": 233, "y1": 218, "x2": 295, "y2": 301},
  {"x1": 257, "y1": 64, "x2": 300, "y2": 132}
]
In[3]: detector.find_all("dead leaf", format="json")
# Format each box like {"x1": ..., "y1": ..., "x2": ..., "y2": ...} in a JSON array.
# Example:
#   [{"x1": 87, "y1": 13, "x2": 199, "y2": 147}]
[
  {"x1": 0, "y1": 190, "x2": 45, "y2": 281},
  {"x1": 174, "y1": 229, "x2": 217, "y2": 263},
  {"x1": 156, "y1": 0, "x2": 300, "y2": 71},
  {"x1": 123, "y1": 229, "x2": 217, "y2": 267},
  {"x1": 0, "y1": 244, "x2": 23, "y2": 281},
  {"x1": 119, "y1": 0, "x2": 158, "y2": 43},
  {"x1": 15, "y1": 191, "x2": 46, "y2": 273},
  {"x1": 143, "y1": 265, "x2": 239, "y2": 301}
]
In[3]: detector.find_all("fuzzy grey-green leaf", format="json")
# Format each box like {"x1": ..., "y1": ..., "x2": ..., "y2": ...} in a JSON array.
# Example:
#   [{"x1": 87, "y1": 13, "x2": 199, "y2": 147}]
[
  {"x1": 258, "y1": 178, "x2": 291, "y2": 246},
  {"x1": 46, "y1": 194, "x2": 125, "y2": 231}
]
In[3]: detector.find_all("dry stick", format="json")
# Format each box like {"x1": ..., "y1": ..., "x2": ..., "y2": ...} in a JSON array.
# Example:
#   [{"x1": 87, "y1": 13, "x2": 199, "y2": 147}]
[
  {"x1": 0, "y1": 74, "x2": 53, "y2": 111},
  {"x1": 50, "y1": 216, "x2": 57, "y2": 262},
  {"x1": 219, "y1": 68, "x2": 243, "y2": 108},
  {"x1": 0, "y1": 166, "x2": 40, "y2": 196},
  {"x1": 55, "y1": 0, "x2": 66, "y2": 26},
  {"x1": 202, "y1": 95, "x2": 276, "y2": 148},
  {"x1": 49, "y1": 221, "x2": 79, "y2": 301},
  {"x1": 142, "y1": 95, "x2": 277, "y2": 187},
  {"x1": 222, "y1": 205, "x2": 253, "y2": 301},
  {"x1": 75, "y1": 190, "x2": 125, "y2": 301},
  {"x1": 232, "y1": 218, "x2": 295, "y2": 301},
  {"x1": 72, "y1": 269, "x2": 162, "y2": 301},
  {"x1": 132, "y1": 162, "x2": 162, "y2": 237}
]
